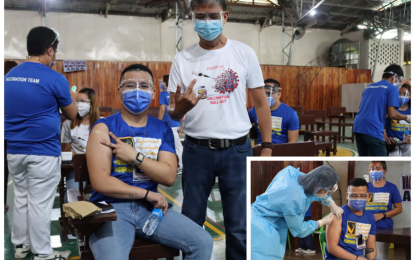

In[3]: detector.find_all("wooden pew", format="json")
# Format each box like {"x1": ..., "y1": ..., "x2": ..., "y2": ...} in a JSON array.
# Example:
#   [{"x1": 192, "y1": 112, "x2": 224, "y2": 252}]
[
  {"x1": 328, "y1": 107, "x2": 355, "y2": 143},
  {"x1": 70, "y1": 154, "x2": 180, "y2": 260},
  {"x1": 252, "y1": 142, "x2": 316, "y2": 156}
]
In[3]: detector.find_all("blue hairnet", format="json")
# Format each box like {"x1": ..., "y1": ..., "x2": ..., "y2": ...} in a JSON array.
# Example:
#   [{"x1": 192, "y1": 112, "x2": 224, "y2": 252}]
[{"x1": 298, "y1": 165, "x2": 339, "y2": 195}]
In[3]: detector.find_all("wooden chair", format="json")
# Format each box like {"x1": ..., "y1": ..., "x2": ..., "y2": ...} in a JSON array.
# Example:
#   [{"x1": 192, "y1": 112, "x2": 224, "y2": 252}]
[
  {"x1": 99, "y1": 106, "x2": 112, "y2": 117},
  {"x1": 111, "y1": 108, "x2": 121, "y2": 115},
  {"x1": 328, "y1": 107, "x2": 355, "y2": 143},
  {"x1": 147, "y1": 107, "x2": 160, "y2": 118},
  {"x1": 298, "y1": 115, "x2": 339, "y2": 155},
  {"x1": 305, "y1": 109, "x2": 331, "y2": 132},
  {"x1": 252, "y1": 142, "x2": 316, "y2": 156},
  {"x1": 70, "y1": 154, "x2": 180, "y2": 260},
  {"x1": 290, "y1": 106, "x2": 303, "y2": 115}
]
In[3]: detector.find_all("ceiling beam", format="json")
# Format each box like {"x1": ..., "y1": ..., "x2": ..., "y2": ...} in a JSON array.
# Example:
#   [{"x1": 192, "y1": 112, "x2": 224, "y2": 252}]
[
  {"x1": 302, "y1": 0, "x2": 377, "y2": 10},
  {"x1": 227, "y1": 2, "x2": 281, "y2": 9},
  {"x1": 320, "y1": 11, "x2": 365, "y2": 18}
]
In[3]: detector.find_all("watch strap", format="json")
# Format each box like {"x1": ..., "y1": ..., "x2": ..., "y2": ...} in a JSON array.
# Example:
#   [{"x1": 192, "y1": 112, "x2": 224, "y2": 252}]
[{"x1": 261, "y1": 142, "x2": 273, "y2": 150}]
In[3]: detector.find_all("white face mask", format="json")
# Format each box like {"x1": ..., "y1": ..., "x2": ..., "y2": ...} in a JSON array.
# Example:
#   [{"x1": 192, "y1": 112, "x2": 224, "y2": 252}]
[{"x1": 76, "y1": 102, "x2": 91, "y2": 117}]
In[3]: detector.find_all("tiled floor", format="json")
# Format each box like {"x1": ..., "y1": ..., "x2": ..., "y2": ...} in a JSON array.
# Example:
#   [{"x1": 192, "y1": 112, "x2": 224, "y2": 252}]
[{"x1": 4, "y1": 175, "x2": 226, "y2": 260}]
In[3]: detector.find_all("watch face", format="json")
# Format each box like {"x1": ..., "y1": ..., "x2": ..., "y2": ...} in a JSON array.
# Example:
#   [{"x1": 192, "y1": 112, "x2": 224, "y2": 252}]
[{"x1": 138, "y1": 153, "x2": 145, "y2": 161}]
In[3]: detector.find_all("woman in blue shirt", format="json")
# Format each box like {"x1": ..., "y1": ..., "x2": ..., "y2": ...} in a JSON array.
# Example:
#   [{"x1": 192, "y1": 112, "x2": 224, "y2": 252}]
[
  {"x1": 384, "y1": 84, "x2": 411, "y2": 156},
  {"x1": 365, "y1": 161, "x2": 402, "y2": 260}
]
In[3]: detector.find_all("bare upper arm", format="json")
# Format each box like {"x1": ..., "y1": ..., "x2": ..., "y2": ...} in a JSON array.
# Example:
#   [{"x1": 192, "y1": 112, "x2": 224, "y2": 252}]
[
  {"x1": 249, "y1": 87, "x2": 267, "y2": 106},
  {"x1": 86, "y1": 123, "x2": 113, "y2": 188},
  {"x1": 394, "y1": 202, "x2": 403, "y2": 211},
  {"x1": 288, "y1": 130, "x2": 299, "y2": 143},
  {"x1": 326, "y1": 213, "x2": 342, "y2": 248},
  {"x1": 158, "y1": 150, "x2": 178, "y2": 172},
  {"x1": 61, "y1": 103, "x2": 78, "y2": 120},
  {"x1": 366, "y1": 234, "x2": 376, "y2": 249}
]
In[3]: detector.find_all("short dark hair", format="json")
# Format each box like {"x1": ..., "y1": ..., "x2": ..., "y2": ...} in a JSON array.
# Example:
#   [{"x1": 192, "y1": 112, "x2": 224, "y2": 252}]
[
  {"x1": 382, "y1": 64, "x2": 404, "y2": 79},
  {"x1": 190, "y1": 0, "x2": 226, "y2": 11},
  {"x1": 27, "y1": 26, "x2": 58, "y2": 56},
  {"x1": 347, "y1": 178, "x2": 368, "y2": 192},
  {"x1": 120, "y1": 64, "x2": 154, "y2": 84}
]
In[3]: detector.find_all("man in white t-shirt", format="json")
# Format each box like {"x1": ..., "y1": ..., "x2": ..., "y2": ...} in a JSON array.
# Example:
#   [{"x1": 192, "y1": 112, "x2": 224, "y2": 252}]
[{"x1": 167, "y1": 0, "x2": 272, "y2": 258}]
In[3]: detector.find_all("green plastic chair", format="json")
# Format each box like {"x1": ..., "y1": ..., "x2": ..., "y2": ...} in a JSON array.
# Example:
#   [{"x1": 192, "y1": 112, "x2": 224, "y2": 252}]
[{"x1": 319, "y1": 230, "x2": 326, "y2": 260}]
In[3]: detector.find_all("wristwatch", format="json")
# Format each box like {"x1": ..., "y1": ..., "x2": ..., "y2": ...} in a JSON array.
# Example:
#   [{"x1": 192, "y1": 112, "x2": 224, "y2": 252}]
[
  {"x1": 132, "y1": 152, "x2": 145, "y2": 166},
  {"x1": 383, "y1": 212, "x2": 387, "y2": 219},
  {"x1": 261, "y1": 142, "x2": 273, "y2": 150}
]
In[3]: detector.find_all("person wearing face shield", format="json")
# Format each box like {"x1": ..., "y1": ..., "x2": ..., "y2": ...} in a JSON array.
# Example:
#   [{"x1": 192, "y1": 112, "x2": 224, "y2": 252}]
[
  {"x1": 384, "y1": 83, "x2": 411, "y2": 156},
  {"x1": 86, "y1": 64, "x2": 213, "y2": 260},
  {"x1": 157, "y1": 74, "x2": 184, "y2": 173},
  {"x1": 364, "y1": 161, "x2": 402, "y2": 260},
  {"x1": 325, "y1": 178, "x2": 377, "y2": 260},
  {"x1": 251, "y1": 165, "x2": 343, "y2": 260},
  {"x1": 167, "y1": 0, "x2": 272, "y2": 258},
  {"x1": 61, "y1": 88, "x2": 100, "y2": 203},
  {"x1": 354, "y1": 64, "x2": 411, "y2": 156},
  {"x1": 249, "y1": 78, "x2": 299, "y2": 144},
  {"x1": 4, "y1": 27, "x2": 78, "y2": 260}
]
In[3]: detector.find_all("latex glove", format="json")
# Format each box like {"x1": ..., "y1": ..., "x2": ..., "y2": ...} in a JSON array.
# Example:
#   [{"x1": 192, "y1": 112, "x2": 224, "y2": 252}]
[
  {"x1": 406, "y1": 115, "x2": 411, "y2": 124},
  {"x1": 330, "y1": 203, "x2": 344, "y2": 220},
  {"x1": 317, "y1": 213, "x2": 334, "y2": 227}
]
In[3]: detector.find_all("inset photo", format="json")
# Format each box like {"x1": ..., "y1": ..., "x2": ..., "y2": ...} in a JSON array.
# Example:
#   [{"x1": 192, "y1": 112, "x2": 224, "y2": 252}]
[{"x1": 248, "y1": 160, "x2": 410, "y2": 260}]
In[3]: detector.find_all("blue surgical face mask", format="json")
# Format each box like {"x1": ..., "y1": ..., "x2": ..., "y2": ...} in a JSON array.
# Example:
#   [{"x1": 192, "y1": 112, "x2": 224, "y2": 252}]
[
  {"x1": 267, "y1": 97, "x2": 274, "y2": 106},
  {"x1": 50, "y1": 50, "x2": 56, "y2": 68},
  {"x1": 160, "y1": 83, "x2": 166, "y2": 90},
  {"x1": 349, "y1": 199, "x2": 366, "y2": 211},
  {"x1": 193, "y1": 19, "x2": 222, "y2": 41},
  {"x1": 399, "y1": 97, "x2": 409, "y2": 107},
  {"x1": 369, "y1": 171, "x2": 383, "y2": 182},
  {"x1": 122, "y1": 89, "x2": 152, "y2": 114}
]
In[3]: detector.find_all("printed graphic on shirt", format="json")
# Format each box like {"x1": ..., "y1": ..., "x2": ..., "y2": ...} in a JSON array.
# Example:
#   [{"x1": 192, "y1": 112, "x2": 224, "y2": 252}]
[
  {"x1": 365, "y1": 192, "x2": 390, "y2": 211},
  {"x1": 192, "y1": 67, "x2": 239, "y2": 105},
  {"x1": 390, "y1": 119, "x2": 411, "y2": 132},
  {"x1": 345, "y1": 221, "x2": 371, "y2": 244},
  {"x1": 72, "y1": 136, "x2": 87, "y2": 151},
  {"x1": 113, "y1": 136, "x2": 162, "y2": 182},
  {"x1": 272, "y1": 116, "x2": 282, "y2": 135}
]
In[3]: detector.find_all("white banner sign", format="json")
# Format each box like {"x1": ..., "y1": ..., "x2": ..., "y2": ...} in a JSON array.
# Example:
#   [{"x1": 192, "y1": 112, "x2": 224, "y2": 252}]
[
  {"x1": 63, "y1": 60, "x2": 87, "y2": 73},
  {"x1": 401, "y1": 174, "x2": 411, "y2": 203}
]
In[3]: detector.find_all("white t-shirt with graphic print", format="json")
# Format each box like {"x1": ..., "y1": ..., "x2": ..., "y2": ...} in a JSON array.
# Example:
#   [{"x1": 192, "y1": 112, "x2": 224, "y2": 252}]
[
  {"x1": 61, "y1": 120, "x2": 90, "y2": 154},
  {"x1": 168, "y1": 39, "x2": 264, "y2": 139}
]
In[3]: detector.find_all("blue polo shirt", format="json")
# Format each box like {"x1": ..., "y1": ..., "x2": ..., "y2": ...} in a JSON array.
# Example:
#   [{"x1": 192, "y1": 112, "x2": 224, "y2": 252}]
[
  {"x1": 89, "y1": 113, "x2": 176, "y2": 203},
  {"x1": 325, "y1": 205, "x2": 376, "y2": 260},
  {"x1": 248, "y1": 103, "x2": 299, "y2": 144},
  {"x1": 354, "y1": 80, "x2": 399, "y2": 141},
  {"x1": 159, "y1": 91, "x2": 181, "y2": 128},
  {"x1": 5, "y1": 62, "x2": 72, "y2": 156},
  {"x1": 365, "y1": 182, "x2": 402, "y2": 230},
  {"x1": 385, "y1": 107, "x2": 411, "y2": 141}
]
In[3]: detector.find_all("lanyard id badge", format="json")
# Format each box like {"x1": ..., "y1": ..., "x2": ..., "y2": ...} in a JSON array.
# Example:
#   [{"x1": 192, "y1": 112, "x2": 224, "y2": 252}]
[
  {"x1": 356, "y1": 233, "x2": 366, "y2": 250},
  {"x1": 133, "y1": 165, "x2": 151, "y2": 182}
]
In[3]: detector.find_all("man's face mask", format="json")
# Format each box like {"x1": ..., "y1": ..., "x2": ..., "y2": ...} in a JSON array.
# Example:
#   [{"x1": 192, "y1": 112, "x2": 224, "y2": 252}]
[
  {"x1": 120, "y1": 78, "x2": 153, "y2": 114},
  {"x1": 399, "y1": 89, "x2": 410, "y2": 107},
  {"x1": 265, "y1": 85, "x2": 280, "y2": 107},
  {"x1": 192, "y1": 11, "x2": 224, "y2": 41}
]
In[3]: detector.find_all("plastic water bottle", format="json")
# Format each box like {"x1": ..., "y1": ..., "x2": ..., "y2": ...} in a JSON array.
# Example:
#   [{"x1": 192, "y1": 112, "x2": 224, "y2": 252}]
[
  {"x1": 403, "y1": 126, "x2": 410, "y2": 142},
  {"x1": 143, "y1": 208, "x2": 163, "y2": 236}
]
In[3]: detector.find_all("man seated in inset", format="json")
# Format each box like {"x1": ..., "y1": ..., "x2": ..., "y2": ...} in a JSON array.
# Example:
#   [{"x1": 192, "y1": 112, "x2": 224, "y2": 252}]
[
  {"x1": 86, "y1": 64, "x2": 213, "y2": 260},
  {"x1": 248, "y1": 78, "x2": 299, "y2": 144},
  {"x1": 326, "y1": 178, "x2": 377, "y2": 260}
]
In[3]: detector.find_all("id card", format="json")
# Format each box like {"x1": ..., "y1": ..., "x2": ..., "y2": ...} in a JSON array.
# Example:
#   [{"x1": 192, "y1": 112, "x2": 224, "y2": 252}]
[
  {"x1": 133, "y1": 165, "x2": 151, "y2": 182},
  {"x1": 356, "y1": 233, "x2": 366, "y2": 250}
]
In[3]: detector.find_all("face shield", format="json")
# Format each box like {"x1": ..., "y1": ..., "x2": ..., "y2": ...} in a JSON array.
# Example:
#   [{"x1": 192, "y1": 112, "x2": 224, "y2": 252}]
[
  {"x1": 314, "y1": 183, "x2": 338, "y2": 198},
  {"x1": 50, "y1": 28, "x2": 64, "y2": 55},
  {"x1": 119, "y1": 72, "x2": 154, "y2": 114},
  {"x1": 384, "y1": 71, "x2": 402, "y2": 87},
  {"x1": 264, "y1": 85, "x2": 280, "y2": 106},
  {"x1": 191, "y1": 11, "x2": 225, "y2": 41},
  {"x1": 399, "y1": 88, "x2": 410, "y2": 107}
]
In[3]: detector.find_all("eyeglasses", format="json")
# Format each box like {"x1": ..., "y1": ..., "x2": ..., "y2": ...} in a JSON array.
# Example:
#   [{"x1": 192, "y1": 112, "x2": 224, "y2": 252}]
[
  {"x1": 191, "y1": 11, "x2": 225, "y2": 20},
  {"x1": 348, "y1": 193, "x2": 369, "y2": 200},
  {"x1": 120, "y1": 80, "x2": 154, "y2": 93},
  {"x1": 369, "y1": 166, "x2": 383, "y2": 171}
]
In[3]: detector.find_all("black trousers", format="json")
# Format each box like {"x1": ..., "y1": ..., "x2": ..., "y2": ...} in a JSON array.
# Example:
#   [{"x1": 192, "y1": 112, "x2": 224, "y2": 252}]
[{"x1": 355, "y1": 133, "x2": 387, "y2": 156}]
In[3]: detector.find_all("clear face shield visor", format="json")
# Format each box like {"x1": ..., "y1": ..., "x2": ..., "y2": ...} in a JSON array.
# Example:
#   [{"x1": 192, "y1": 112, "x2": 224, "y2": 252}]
[
  {"x1": 119, "y1": 79, "x2": 154, "y2": 96},
  {"x1": 50, "y1": 28, "x2": 64, "y2": 54},
  {"x1": 316, "y1": 183, "x2": 338, "y2": 197},
  {"x1": 191, "y1": 11, "x2": 225, "y2": 23},
  {"x1": 347, "y1": 192, "x2": 369, "y2": 201}
]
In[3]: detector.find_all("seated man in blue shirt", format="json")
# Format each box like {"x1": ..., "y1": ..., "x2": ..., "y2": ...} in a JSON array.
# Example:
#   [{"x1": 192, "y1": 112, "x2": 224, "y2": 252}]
[
  {"x1": 248, "y1": 78, "x2": 299, "y2": 144},
  {"x1": 86, "y1": 64, "x2": 213, "y2": 260},
  {"x1": 326, "y1": 178, "x2": 376, "y2": 260}
]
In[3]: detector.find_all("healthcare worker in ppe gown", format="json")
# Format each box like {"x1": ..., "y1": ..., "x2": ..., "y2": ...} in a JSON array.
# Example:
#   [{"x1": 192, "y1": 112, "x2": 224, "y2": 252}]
[{"x1": 251, "y1": 165, "x2": 343, "y2": 260}]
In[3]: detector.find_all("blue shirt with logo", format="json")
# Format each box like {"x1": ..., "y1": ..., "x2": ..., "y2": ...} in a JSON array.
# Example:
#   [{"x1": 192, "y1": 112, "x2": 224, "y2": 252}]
[
  {"x1": 365, "y1": 182, "x2": 402, "y2": 230},
  {"x1": 5, "y1": 62, "x2": 72, "y2": 156},
  {"x1": 325, "y1": 204, "x2": 376, "y2": 260},
  {"x1": 159, "y1": 91, "x2": 181, "y2": 128},
  {"x1": 385, "y1": 107, "x2": 411, "y2": 141},
  {"x1": 354, "y1": 80, "x2": 399, "y2": 141},
  {"x1": 248, "y1": 103, "x2": 299, "y2": 144},
  {"x1": 89, "y1": 113, "x2": 176, "y2": 203}
]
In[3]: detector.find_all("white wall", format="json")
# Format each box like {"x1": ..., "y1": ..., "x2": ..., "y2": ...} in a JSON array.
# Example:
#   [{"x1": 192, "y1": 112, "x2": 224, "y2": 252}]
[
  {"x1": 4, "y1": 10, "x2": 342, "y2": 66},
  {"x1": 404, "y1": 64, "x2": 411, "y2": 80},
  {"x1": 355, "y1": 161, "x2": 411, "y2": 229}
]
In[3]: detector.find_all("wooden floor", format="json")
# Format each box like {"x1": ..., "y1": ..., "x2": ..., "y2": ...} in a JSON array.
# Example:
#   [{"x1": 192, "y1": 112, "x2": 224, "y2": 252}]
[{"x1": 284, "y1": 248, "x2": 407, "y2": 260}]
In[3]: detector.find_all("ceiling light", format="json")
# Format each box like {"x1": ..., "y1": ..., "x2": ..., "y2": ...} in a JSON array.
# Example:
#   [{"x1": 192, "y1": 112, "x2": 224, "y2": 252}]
[
  {"x1": 357, "y1": 25, "x2": 367, "y2": 29},
  {"x1": 310, "y1": 10, "x2": 316, "y2": 16}
]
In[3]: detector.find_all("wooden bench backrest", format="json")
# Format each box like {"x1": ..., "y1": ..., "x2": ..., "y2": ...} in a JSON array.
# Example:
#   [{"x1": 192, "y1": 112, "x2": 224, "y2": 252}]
[
  {"x1": 305, "y1": 109, "x2": 327, "y2": 120},
  {"x1": 329, "y1": 107, "x2": 346, "y2": 116},
  {"x1": 290, "y1": 106, "x2": 303, "y2": 114},
  {"x1": 252, "y1": 142, "x2": 316, "y2": 156},
  {"x1": 73, "y1": 154, "x2": 91, "y2": 195}
]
